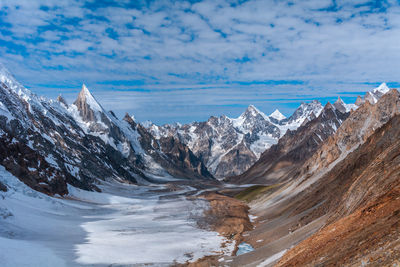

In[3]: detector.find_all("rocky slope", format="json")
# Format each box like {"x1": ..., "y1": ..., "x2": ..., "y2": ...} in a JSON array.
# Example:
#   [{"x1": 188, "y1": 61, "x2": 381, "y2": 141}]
[
  {"x1": 0, "y1": 64, "x2": 213, "y2": 195},
  {"x1": 277, "y1": 112, "x2": 400, "y2": 267},
  {"x1": 226, "y1": 86, "x2": 400, "y2": 266},
  {"x1": 147, "y1": 102, "x2": 324, "y2": 178}
]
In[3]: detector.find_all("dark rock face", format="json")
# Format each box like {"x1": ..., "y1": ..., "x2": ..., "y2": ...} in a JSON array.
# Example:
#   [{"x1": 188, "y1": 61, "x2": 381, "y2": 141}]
[
  {"x1": 56, "y1": 95, "x2": 68, "y2": 106},
  {"x1": 159, "y1": 136, "x2": 213, "y2": 179},
  {"x1": 0, "y1": 133, "x2": 68, "y2": 195},
  {"x1": 123, "y1": 115, "x2": 213, "y2": 180},
  {"x1": 0, "y1": 181, "x2": 7, "y2": 192},
  {"x1": 228, "y1": 101, "x2": 349, "y2": 184},
  {"x1": 213, "y1": 140, "x2": 256, "y2": 178}
]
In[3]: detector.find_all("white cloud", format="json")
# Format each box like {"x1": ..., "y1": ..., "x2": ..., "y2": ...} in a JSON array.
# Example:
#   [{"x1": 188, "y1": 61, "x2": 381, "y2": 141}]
[{"x1": 0, "y1": 0, "x2": 399, "y2": 123}]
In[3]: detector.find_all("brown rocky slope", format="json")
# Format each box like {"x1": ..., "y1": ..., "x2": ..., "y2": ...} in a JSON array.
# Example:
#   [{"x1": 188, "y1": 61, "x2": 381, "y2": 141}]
[{"x1": 227, "y1": 89, "x2": 400, "y2": 266}]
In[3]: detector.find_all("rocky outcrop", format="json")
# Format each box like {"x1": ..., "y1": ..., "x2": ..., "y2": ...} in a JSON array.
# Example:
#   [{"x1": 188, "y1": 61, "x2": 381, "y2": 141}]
[
  {"x1": 214, "y1": 140, "x2": 257, "y2": 178},
  {"x1": 159, "y1": 136, "x2": 213, "y2": 179},
  {"x1": 0, "y1": 181, "x2": 7, "y2": 192}
]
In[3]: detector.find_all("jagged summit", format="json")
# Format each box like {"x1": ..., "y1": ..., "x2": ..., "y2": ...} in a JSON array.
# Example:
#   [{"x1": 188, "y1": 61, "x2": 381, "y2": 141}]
[
  {"x1": 333, "y1": 97, "x2": 347, "y2": 113},
  {"x1": 373, "y1": 82, "x2": 390, "y2": 94},
  {"x1": 232, "y1": 105, "x2": 271, "y2": 129},
  {"x1": 269, "y1": 109, "x2": 286, "y2": 120},
  {"x1": 123, "y1": 112, "x2": 136, "y2": 125},
  {"x1": 364, "y1": 83, "x2": 391, "y2": 104},
  {"x1": 284, "y1": 100, "x2": 323, "y2": 125},
  {"x1": 57, "y1": 94, "x2": 68, "y2": 106},
  {"x1": 241, "y1": 104, "x2": 267, "y2": 119}
]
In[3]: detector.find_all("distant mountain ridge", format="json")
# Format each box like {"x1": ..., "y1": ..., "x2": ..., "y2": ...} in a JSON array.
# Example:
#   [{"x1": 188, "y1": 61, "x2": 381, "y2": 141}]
[{"x1": 146, "y1": 99, "x2": 328, "y2": 178}]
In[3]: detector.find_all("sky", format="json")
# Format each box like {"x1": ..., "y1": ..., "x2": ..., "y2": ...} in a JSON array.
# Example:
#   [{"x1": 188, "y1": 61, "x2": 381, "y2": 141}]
[{"x1": 1, "y1": 0, "x2": 400, "y2": 124}]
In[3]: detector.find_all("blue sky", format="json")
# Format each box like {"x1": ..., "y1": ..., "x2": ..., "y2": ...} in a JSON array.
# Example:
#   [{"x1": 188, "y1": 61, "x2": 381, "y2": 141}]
[{"x1": 1, "y1": 0, "x2": 400, "y2": 124}]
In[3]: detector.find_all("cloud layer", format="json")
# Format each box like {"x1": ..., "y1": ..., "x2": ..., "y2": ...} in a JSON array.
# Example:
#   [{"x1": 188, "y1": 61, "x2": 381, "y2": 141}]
[{"x1": 1, "y1": 0, "x2": 399, "y2": 123}]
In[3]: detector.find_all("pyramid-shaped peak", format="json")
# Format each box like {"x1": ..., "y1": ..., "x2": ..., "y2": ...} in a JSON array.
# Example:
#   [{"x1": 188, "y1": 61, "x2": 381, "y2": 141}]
[
  {"x1": 333, "y1": 97, "x2": 347, "y2": 113},
  {"x1": 246, "y1": 104, "x2": 259, "y2": 113},
  {"x1": 335, "y1": 96, "x2": 344, "y2": 103},
  {"x1": 242, "y1": 104, "x2": 267, "y2": 118},
  {"x1": 373, "y1": 82, "x2": 390, "y2": 94},
  {"x1": 269, "y1": 109, "x2": 286, "y2": 120},
  {"x1": 237, "y1": 104, "x2": 270, "y2": 122},
  {"x1": 75, "y1": 84, "x2": 103, "y2": 112}
]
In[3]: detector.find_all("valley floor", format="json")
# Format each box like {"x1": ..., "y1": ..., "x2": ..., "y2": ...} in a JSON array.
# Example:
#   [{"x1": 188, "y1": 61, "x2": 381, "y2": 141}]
[{"x1": 0, "y1": 167, "x2": 243, "y2": 266}]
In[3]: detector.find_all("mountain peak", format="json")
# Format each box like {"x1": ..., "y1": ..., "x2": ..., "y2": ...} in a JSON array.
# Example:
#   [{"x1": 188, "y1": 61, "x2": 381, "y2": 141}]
[
  {"x1": 241, "y1": 104, "x2": 267, "y2": 119},
  {"x1": 57, "y1": 94, "x2": 68, "y2": 106},
  {"x1": 269, "y1": 109, "x2": 286, "y2": 120},
  {"x1": 74, "y1": 84, "x2": 104, "y2": 122},
  {"x1": 335, "y1": 96, "x2": 344, "y2": 104},
  {"x1": 373, "y1": 82, "x2": 390, "y2": 94},
  {"x1": 75, "y1": 84, "x2": 103, "y2": 112},
  {"x1": 246, "y1": 104, "x2": 258, "y2": 113}
]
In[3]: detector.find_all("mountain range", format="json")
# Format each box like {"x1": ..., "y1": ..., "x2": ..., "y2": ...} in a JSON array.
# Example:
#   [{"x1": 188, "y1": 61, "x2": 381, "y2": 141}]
[{"x1": 0, "y1": 62, "x2": 398, "y2": 266}]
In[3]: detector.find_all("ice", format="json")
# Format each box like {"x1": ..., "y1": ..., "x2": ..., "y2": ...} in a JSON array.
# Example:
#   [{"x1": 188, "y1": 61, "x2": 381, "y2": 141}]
[
  {"x1": 236, "y1": 242, "x2": 254, "y2": 256},
  {"x1": 0, "y1": 167, "x2": 232, "y2": 266}
]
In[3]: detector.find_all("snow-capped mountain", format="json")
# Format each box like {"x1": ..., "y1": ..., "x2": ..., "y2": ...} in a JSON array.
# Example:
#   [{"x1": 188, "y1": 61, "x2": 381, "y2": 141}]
[
  {"x1": 356, "y1": 82, "x2": 391, "y2": 105},
  {"x1": 230, "y1": 100, "x2": 350, "y2": 184},
  {"x1": 269, "y1": 109, "x2": 286, "y2": 120},
  {"x1": 147, "y1": 101, "x2": 324, "y2": 178},
  {"x1": 0, "y1": 64, "x2": 213, "y2": 195}
]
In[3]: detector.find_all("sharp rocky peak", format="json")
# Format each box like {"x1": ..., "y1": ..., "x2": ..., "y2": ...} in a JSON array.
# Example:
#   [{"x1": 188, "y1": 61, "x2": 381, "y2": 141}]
[
  {"x1": 333, "y1": 97, "x2": 347, "y2": 113},
  {"x1": 57, "y1": 94, "x2": 68, "y2": 106},
  {"x1": 123, "y1": 112, "x2": 136, "y2": 125},
  {"x1": 74, "y1": 84, "x2": 104, "y2": 122}
]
